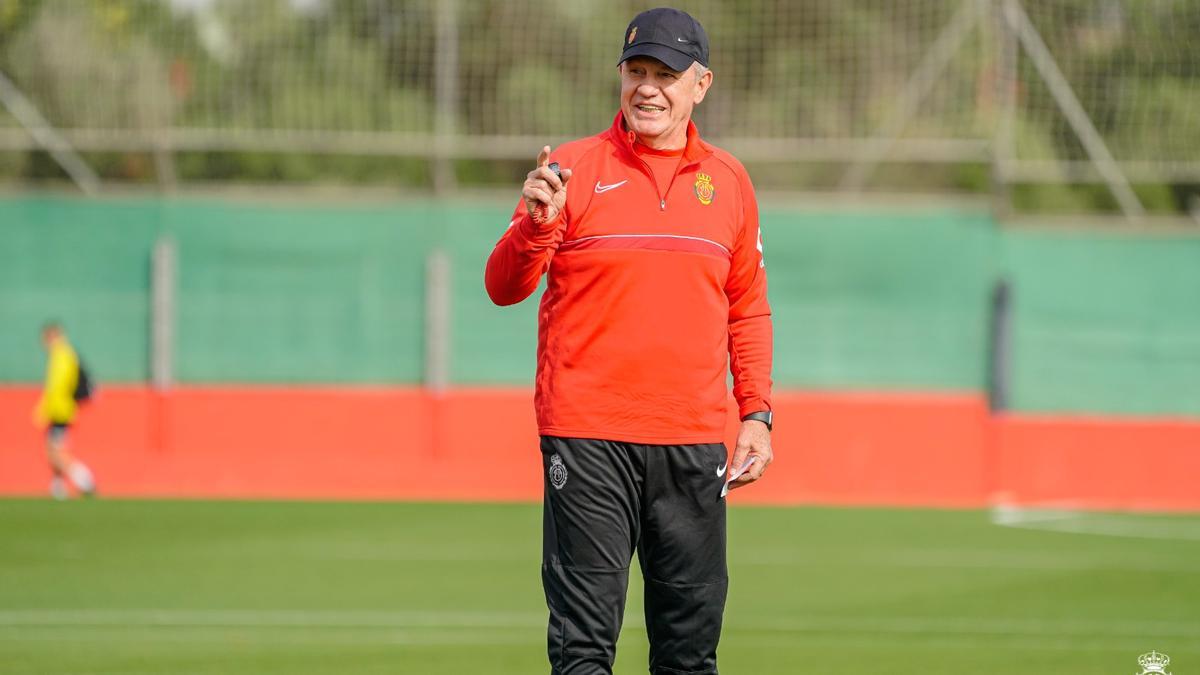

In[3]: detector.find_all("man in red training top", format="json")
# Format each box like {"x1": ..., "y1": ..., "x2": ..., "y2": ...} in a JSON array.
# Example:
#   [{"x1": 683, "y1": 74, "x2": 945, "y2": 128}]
[{"x1": 485, "y1": 8, "x2": 773, "y2": 674}]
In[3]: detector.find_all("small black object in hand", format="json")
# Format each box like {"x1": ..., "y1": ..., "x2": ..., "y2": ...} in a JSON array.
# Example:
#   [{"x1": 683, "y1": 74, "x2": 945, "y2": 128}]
[{"x1": 548, "y1": 162, "x2": 562, "y2": 182}]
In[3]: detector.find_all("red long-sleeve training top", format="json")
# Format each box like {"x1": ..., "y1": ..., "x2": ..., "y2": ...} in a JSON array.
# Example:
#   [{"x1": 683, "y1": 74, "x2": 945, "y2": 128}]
[{"x1": 485, "y1": 112, "x2": 773, "y2": 445}]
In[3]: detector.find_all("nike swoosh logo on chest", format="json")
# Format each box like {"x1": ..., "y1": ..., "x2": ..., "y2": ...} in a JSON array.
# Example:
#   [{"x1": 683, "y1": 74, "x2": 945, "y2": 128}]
[{"x1": 594, "y1": 180, "x2": 628, "y2": 194}]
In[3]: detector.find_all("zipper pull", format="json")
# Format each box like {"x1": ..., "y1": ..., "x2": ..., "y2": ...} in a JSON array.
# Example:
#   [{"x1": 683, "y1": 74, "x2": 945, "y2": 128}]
[{"x1": 660, "y1": 199, "x2": 666, "y2": 211}]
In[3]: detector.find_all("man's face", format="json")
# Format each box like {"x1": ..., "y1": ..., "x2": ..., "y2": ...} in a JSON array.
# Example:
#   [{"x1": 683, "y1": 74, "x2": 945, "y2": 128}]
[{"x1": 619, "y1": 57, "x2": 712, "y2": 148}]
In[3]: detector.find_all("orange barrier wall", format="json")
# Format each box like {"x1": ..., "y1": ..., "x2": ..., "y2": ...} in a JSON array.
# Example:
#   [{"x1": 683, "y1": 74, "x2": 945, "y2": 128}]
[
  {"x1": 995, "y1": 415, "x2": 1200, "y2": 511},
  {"x1": 2, "y1": 386, "x2": 1197, "y2": 509}
]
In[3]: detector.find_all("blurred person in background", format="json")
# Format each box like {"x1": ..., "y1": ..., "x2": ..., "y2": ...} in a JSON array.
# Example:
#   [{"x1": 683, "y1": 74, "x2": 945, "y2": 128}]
[
  {"x1": 33, "y1": 322, "x2": 97, "y2": 500},
  {"x1": 485, "y1": 8, "x2": 772, "y2": 674}
]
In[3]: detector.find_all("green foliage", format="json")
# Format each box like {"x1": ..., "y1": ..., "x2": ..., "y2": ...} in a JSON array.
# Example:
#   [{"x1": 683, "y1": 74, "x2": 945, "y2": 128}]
[
  {"x1": 1013, "y1": 183, "x2": 1109, "y2": 213},
  {"x1": 0, "y1": 144, "x2": 27, "y2": 178},
  {"x1": 0, "y1": 0, "x2": 1197, "y2": 211},
  {"x1": 495, "y1": 64, "x2": 575, "y2": 136},
  {"x1": 6, "y1": 0, "x2": 174, "y2": 130},
  {"x1": 1013, "y1": 182, "x2": 1180, "y2": 214},
  {"x1": 174, "y1": 151, "x2": 429, "y2": 184}
]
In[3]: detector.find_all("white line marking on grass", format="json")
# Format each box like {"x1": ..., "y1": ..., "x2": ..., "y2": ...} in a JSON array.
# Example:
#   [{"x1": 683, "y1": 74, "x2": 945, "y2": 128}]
[
  {"x1": 196, "y1": 540, "x2": 539, "y2": 563},
  {"x1": 3, "y1": 610, "x2": 1198, "y2": 640},
  {"x1": 8, "y1": 625, "x2": 1191, "y2": 654},
  {"x1": 0, "y1": 625, "x2": 542, "y2": 648},
  {"x1": 991, "y1": 504, "x2": 1200, "y2": 541},
  {"x1": 736, "y1": 615, "x2": 1200, "y2": 639},
  {"x1": 732, "y1": 547, "x2": 1200, "y2": 572},
  {"x1": 0, "y1": 609, "x2": 546, "y2": 629},
  {"x1": 315, "y1": 549, "x2": 536, "y2": 563},
  {"x1": 722, "y1": 631, "x2": 1200, "y2": 653}
]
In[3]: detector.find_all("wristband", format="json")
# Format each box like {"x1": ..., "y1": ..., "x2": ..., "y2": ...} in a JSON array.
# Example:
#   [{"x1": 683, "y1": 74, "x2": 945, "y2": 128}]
[{"x1": 741, "y1": 411, "x2": 773, "y2": 431}]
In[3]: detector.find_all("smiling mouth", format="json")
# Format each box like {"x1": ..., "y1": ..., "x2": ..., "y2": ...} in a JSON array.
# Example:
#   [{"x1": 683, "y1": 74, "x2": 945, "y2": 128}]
[{"x1": 635, "y1": 104, "x2": 665, "y2": 113}]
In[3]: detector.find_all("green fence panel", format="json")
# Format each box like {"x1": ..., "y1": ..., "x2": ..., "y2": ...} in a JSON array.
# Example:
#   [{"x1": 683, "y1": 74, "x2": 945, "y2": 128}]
[
  {"x1": 164, "y1": 201, "x2": 430, "y2": 383},
  {"x1": 1002, "y1": 229, "x2": 1200, "y2": 416},
  {"x1": 3, "y1": 195, "x2": 1198, "y2": 417},
  {"x1": 0, "y1": 196, "x2": 432, "y2": 385},
  {"x1": 444, "y1": 204, "x2": 540, "y2": 385},
  {"x1": 763, "y1": 208, "x2": 996, "y2": 391},
  {"x1": 0, "y1": 197, "x2": 157, "y2": 382}
]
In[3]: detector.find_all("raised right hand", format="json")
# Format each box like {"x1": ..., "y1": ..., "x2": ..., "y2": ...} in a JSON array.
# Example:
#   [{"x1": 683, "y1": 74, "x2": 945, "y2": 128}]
[{"x1": 523, "y1": 145, "x2": 572, "y2": 227}]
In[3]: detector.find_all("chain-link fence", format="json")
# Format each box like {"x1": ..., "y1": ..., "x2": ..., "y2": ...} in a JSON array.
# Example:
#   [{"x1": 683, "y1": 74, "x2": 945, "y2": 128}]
[{"x1": 1, "y1": 0, "x2": 1198, "y2": 203}]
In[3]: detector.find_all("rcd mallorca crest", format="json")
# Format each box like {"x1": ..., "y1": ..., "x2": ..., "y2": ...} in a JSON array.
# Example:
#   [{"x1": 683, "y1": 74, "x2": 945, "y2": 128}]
[
  {"x1": 1136, "y1": 651, "x2": 1171, "y2": 675},
  {"x1": 549, "y1": 454, "x2": 568, "y2": 490},
  {"x1": 694, "y1": 172, "x2": 715, "y2": 205}
]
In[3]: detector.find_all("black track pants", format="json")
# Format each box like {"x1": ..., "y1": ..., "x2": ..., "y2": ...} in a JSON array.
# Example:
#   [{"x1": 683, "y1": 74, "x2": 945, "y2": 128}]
[{"x1": 540, "y1": 436, "x2": 729, "y2": 675}]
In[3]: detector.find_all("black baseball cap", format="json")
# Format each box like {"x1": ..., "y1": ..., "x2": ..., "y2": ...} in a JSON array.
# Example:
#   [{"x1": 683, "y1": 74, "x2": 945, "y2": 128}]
[{"x1": 618, "y1": 8, "x2": 709, "y2": 72}]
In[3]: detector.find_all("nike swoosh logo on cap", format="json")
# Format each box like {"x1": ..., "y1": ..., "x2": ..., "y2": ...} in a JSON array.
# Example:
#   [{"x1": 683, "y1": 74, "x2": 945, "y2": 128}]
[{"x1": 594, "y1": 180, "x2": 628, "y2": 194}]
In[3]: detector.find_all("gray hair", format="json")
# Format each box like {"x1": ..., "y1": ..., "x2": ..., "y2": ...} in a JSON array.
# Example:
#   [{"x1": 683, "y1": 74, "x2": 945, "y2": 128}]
[{"x1": 693, "y1": 63, "x2": 710, "y2": 79}]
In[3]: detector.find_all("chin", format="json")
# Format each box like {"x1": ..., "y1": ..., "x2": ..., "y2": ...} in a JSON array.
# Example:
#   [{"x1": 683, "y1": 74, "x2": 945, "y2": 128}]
[{"x1": 627, "y1": 117, "x2": 667, "y2": 140}]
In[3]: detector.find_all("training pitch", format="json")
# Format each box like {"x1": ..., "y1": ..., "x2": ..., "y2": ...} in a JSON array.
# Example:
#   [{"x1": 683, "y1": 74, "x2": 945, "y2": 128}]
[{"x1": 1, "y1": 499, "x2": 1197, "y2": 674}]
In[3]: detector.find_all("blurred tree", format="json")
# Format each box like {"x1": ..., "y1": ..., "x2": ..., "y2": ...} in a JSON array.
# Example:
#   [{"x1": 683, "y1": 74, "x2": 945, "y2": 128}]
[{"x1": 0, "y1": 0, "x2": 1194, "y2": 210}]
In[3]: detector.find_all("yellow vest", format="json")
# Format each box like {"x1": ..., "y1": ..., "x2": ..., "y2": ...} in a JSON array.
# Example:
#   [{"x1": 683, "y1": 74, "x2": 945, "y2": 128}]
[{"x1": 35, "y1": 337, "x2": 79, "y2": 425}]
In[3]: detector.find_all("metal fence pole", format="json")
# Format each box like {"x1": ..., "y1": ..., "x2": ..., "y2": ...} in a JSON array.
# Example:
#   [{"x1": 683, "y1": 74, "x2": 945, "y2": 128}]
[
  {"x1": 432, "y1": 0, "x2": 460, "y2": 194},
  {"x1": 151, "y1": 238, "x2": 177, "y2": 391},
  {"x1": 153, "y1": 135, "x2": 178, "y2": 193},
  {"x1": 838, "y1": 0, "x2": 986, "y2": 192},
  {"x1": 1005, "y1": 0, "x2": 1144, "y2": 221},
  {"x1": 986, "y1": 277, "x2": 1012, "y2": 413},
  {"x1": 424, "y1": 249, "x2": 451, "y2": 394},
  {"x1": 0, "y1": 68, "x2": 100, "y2": 195},
  {"x1": 982, "y1": 276, "x2": 1013, "y2": 505},
  {"x1": 990, "y1": 0, "x2": 1018, "y2": 219}
]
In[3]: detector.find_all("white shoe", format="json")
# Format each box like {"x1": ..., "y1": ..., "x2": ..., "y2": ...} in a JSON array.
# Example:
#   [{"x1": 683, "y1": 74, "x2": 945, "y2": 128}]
[{"x1": 50, "y1": 478, "x2": 69, "y2": 501}]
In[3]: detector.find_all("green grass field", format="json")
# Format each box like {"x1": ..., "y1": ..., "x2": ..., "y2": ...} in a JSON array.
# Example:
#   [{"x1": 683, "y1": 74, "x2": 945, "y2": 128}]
[{"x1": 2, "y1": 499, "x2": 1198, "y2": 674}]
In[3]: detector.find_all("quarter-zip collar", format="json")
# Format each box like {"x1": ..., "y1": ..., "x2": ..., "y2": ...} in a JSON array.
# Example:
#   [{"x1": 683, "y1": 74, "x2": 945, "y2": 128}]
[{"x1": 608, "y1": 111, "x2": 714, "y2": 168}]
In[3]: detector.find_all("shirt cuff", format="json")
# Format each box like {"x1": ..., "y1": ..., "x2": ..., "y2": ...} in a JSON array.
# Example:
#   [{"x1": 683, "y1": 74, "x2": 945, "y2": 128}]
[
  {"x1": 737, "y1": 398, "x2": 771, "y2": 420},
  {"x1": 516, "y1": 212, "x2": 563, "y2": 246}
]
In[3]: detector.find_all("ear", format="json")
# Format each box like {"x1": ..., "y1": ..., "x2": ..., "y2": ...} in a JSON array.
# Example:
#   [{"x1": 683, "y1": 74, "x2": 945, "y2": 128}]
[{"x1": 692, "y1": 67, "x2": 713, "y2": 105}]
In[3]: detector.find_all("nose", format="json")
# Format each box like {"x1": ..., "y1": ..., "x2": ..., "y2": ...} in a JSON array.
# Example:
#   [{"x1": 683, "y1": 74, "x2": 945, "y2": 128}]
[{"x1": 636, "y1": 82, "x2": 660, "y2": 97}]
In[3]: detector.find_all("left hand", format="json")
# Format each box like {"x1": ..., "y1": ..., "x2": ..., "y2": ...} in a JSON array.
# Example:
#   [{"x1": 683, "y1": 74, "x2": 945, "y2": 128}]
[{"x1": 727, "y1": 419, "x2": 772, "y2": 491}]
